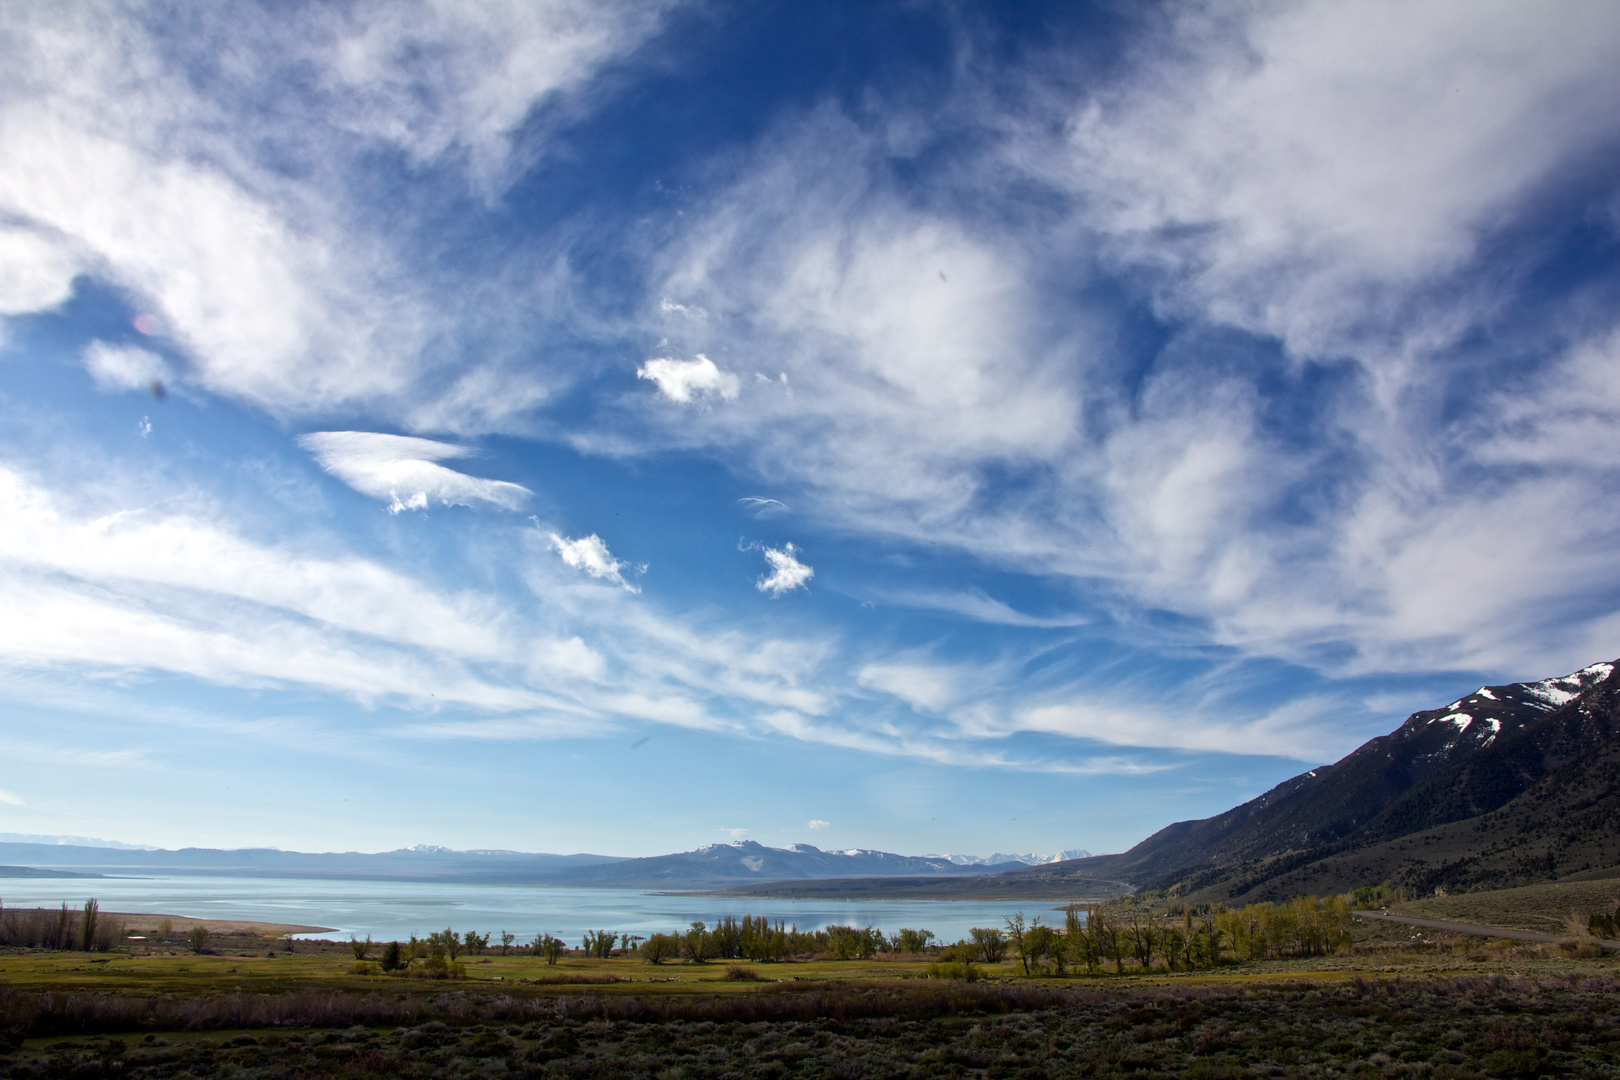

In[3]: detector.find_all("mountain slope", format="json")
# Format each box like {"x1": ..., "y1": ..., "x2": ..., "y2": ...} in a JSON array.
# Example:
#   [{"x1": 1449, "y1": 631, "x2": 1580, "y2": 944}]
[
  {"x1": 1121, "y1": 659, "x2": 1620, "y2": 900},
  {"x1": 729, "y1": 658, "x2": 1620, "y2": 903}
]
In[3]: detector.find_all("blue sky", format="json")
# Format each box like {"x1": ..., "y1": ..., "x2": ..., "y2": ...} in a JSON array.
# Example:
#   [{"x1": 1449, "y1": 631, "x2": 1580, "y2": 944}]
[{"x1": 2, "y1": 1, "x2": 1619, "y2": 858}]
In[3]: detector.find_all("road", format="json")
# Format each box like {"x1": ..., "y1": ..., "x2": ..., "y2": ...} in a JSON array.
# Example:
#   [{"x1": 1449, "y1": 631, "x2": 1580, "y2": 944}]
[{"x1": 1353, "y1": 910, "x2": 1619, "y2": 951}]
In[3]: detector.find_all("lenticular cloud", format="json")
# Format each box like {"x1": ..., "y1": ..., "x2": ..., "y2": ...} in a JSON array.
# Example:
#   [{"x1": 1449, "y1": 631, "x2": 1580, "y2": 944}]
[{"x1": 299, "y1": 431, "x2": 530, "y2": 513}]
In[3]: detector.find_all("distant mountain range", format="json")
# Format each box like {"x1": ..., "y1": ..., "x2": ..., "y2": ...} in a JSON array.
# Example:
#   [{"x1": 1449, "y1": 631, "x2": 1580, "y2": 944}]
[
  {"x1": 731, "y1": 658, "x2": 1620, "y2": 902},
  {"x1": 0, "y1": 839, "x2": 1088, "y2": 890},
  {"x1": 932, "y1": 850, "x2": 1092, "y2": 866}
]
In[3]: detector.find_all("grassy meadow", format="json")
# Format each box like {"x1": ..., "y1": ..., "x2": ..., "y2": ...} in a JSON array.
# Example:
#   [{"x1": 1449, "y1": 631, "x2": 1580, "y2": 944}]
[{"x1": 4, "y1": 885, "x2": 1620, "y2": 1076}]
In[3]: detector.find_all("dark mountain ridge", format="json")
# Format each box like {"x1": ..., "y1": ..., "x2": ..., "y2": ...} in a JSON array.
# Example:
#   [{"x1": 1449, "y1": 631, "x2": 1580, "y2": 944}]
[
  {"x1": 725, "y1": 658, "x2": 1620, "y2": 903},
  {"x1": 1033, "y1": 658, "x2": 1620, "y2": 901}
]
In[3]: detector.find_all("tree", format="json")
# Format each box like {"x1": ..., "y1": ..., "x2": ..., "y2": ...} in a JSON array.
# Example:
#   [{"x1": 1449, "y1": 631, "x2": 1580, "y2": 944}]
[
  {"x1": 1127, "y1": 911, "x2": 1158, "y2": 971},
  {"x1": 80, "y1": 899, "x2": 99, "y2": 952},
  {"x1": 186, "y1": 925, "x2": 210, "y2": 954},
  {"x1": 969, "y1": 926, "x2": 1007, "y2": 963},
  {"x1": 1005, "y1": 913, "x2": 1042, "y2": 976},
  {"x1": 533, "y1": 933, "x2": 565, "y2": 964},
  {"x1": 641, "y1": 933, "x2": 679, "y2": 964},
  {"x1": 683, "y1": 921, "x2": 711, "y2": 964},
  {"x1": 462, "y1": 930, "x2": 490, "y2": 955},
  {"x1": 500, "y1": 931, "x2": 515, "y2": 955},
  {"x1": 350, "y1": 935, "x2": 372, "y2": 960},
  {"x1": 429, "y1": 928, "x2": 461, "y2": 959},
  {"x1": 582, "y1": 930, "x2": 618, "y2": 958},
  {"x1": 380, "y1": 940, "x2": 405, "y2": 972},
  {"x1": 1027, "y1": 921, "x2": 1062, "y2": 974},
  {"x1": 897, "y1": 928, "x2": 936, "y2": 954}
]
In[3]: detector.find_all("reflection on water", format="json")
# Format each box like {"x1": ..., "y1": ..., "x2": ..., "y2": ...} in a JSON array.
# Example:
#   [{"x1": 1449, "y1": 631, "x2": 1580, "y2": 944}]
[{"x1": 0, "y1": 876, "x2": 1084, "y2": 942}]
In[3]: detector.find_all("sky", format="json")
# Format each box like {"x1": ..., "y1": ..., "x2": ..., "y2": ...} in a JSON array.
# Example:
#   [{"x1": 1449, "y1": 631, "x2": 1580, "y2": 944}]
[{"x1": 2, "y1": 1, "x2": 1619, "y2": 860}]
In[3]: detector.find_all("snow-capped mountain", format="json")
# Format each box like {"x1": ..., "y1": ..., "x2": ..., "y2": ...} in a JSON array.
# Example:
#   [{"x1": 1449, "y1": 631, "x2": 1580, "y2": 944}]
[
  {"x1": 547, "y1": 841, "x2": 1029, "y2": 888},
  {"x1": 931, "y1": 849, "x2": 1092, "y2": 866},
  {"x1": 1049, "y1": 658, "x2": 1620, "y2": 900}
]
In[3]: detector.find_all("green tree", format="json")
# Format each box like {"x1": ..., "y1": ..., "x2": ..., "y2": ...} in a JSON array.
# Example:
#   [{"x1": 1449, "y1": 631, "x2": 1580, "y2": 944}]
[
  {"x1": 380, "y1": 940, "x2": 404, "y2": 971},
  {"x1": 186, "y1": 925, "x2": 210, "y2": 954},
  {"x1": 641, "y1": 932, "x2": 679, "y2": 964},
  {"x1": 969, "y1": 926, "x2": 1007, "y2": 963},
  {"x1": 350, "y1": 935, "x2": 372, "y2": 960},
  {"x1": 533, "y1": 933, "x2": 565, "y2": 964},
  {"x1": 683, "y1": 921, "x2": 711, "y2": 963},
  {"x1": 80, "y1": 899, "x2": 99, "y2": 952}
]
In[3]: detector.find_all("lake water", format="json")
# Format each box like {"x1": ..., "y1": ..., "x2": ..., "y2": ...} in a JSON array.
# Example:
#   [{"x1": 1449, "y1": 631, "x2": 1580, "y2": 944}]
[{"x1": 0, "y1": 875, "x2": 1078, "y2": 944}]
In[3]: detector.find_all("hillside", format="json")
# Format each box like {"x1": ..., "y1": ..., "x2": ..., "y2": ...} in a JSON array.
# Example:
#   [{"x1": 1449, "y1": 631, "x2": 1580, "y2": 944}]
[
  {"x1": 738, "y1": 658, "x2": 1620, "y2": 903},
  {"x1": 1077, "y1": 657, "x2": 1620, "y2": 901}
]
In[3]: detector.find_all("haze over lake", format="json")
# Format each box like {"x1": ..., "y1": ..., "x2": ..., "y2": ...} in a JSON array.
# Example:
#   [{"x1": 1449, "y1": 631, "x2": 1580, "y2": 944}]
[{"x1": 0, "y1": 876, "x2": 1073, "y2": 944}]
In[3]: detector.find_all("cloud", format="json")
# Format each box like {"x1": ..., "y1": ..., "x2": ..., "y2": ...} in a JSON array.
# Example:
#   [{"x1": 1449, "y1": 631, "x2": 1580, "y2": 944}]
[
  {"x1": 0, "y1": 789, "x2": 23, "y2": 806},
  {"x1": 299, "y1": 431, "x2": 530, "y2": 513},
  {"x1": 756, "y1": 543, "x2": 813, "y2": 597},
  {"x1": 722, "y1": 827, "x2": 748, "y2": 839},
  {"x1": 858, "y1": 662, "x2": 957, "y2": 713},
  {"x1": 861, "y1": 586, "x2": 1088, "y2": 628},
  {"x1": 1060, "y1": 1, "x2": 1620, "y2": 361},
  {"x1": 807, "y1": 819, "x2": 830, "y2": 830},
  {"x1": 82, "y1": 341, "x2": 172, "y2": 394},
  {"x1": 738, "y1": 496, "x2": 789, "y2": 518},
  {"x1": 0, "y1": 3, "x2": 668, "y2": 420},
  {"x1": 637, "y1": 355, "x2": 741, "y2": 404},
  {"x1": 0, "y1": 224, "x2": 80, "y2": 314},
  {"x1": 548, "y1": 532, "x2": 640, "y2": 592}
]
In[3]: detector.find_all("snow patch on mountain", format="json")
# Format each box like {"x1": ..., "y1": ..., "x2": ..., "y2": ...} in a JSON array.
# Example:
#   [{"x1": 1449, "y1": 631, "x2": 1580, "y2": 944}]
[{"x1": 930, "y1": 849, "x2": 1092, "y2": 866}]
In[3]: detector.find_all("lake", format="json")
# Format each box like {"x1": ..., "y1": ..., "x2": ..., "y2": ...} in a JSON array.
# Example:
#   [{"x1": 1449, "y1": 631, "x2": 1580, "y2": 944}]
[{"x1": 0, "y1": 875, "x2": 1078, "y2": 944}]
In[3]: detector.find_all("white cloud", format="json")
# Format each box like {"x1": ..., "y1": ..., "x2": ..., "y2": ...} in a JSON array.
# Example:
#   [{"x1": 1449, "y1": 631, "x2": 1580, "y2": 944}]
[
  {"x1": 0, "y1": 225, "x2": 80, "y2": 314},
  {"x1": 549, "y1": 532, "x2": 639, "y2": 592},
  {"x1": 624, "y1": 6, "x2": 1620, "y2": 690},
  {"x1": 861, "y1": 586, "x2": 1088, "y2": 629},
  {"x1": 1013, "y1": 696, "x2": 1340, "y2": 763},
  {"x1": 757, "y1": 543, "x2": 813, "y2": 597},
  {"x1": 0, "y1": 3, "x2": 668, "y2": 419},
  {"x1": 1062, "y1": 0, "x2": 1620, "y2": 360},
  {"x1": 299, "y1": 431, "x2": 531, "y2": 513},
  {"x1": 722, "y1": 827, "x2": 748, "y2": 839},
  {"x1": 738, "y1": 496, "x2": 789, "y2": 518},
  {"x1": 0, "y1": 789, "x2": 23, "y2": 806},
  {"x1": 82, "y1": 341, "x2": 171, "y2": 393},
  {"x1": 858, "y1": 662, "x2": 957, "y2": 713},
  {"x1": 807, "y1": 819, "x2": 830, "y2": 829},
  {"x1": 637, "y1": 355, "x2": 740, "y2": 404}
]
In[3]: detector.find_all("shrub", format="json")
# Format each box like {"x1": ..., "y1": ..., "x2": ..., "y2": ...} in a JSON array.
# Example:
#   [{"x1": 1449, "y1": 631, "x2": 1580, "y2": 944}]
[
  {"x1": 926, "y1": 960, "x2": 978, "y2": 981},
  {"x1": 722, "y1": 964, "x2": 763, "y2": 981}
]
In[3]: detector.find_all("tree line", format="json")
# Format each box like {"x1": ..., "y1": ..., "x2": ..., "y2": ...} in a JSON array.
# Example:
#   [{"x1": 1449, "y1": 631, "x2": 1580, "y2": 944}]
[
  {"x1": 931, "y1": 896, "x2": 1356, "y2": 977},
  {"x1": 0, "y1": 900, "x2": 124, "y2": 951}
]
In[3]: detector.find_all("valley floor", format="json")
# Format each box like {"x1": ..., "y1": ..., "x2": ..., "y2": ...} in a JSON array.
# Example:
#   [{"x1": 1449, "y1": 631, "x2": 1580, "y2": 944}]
[{"x1": 3, "y1": 909, "x2": 1620, "y2": 1077}]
